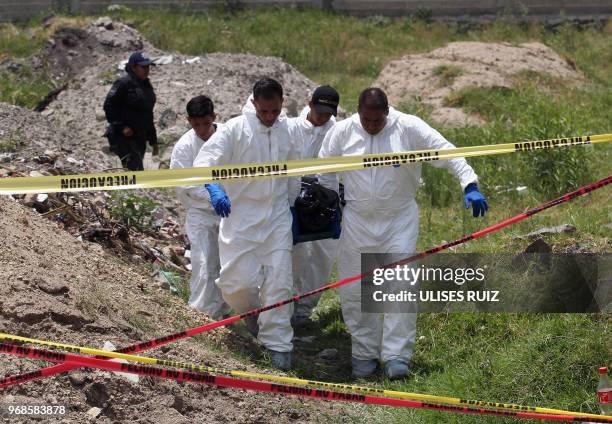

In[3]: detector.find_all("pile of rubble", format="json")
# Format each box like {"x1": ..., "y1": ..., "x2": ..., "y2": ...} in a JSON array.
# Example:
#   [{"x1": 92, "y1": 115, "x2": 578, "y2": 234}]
[
  {"x1": 374, "y1": 41, "x2": 584, "y2": 127},
  {"x1": 0, "y1": 102, "x2": 189, "y2": 280},
  {"x1": 0, "y1": 17, "x2": 363, "y2": 422},
  {"x1": 40, "y1": 16, "x2": 318, "y2": 167},
  {"x1": 1, "y1": 15, "x2": 322, "y2": 284}
]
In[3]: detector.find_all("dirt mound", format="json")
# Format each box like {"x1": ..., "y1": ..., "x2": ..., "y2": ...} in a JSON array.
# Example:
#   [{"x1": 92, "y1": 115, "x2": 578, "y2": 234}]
[
  {"x1": 0, "y1": 195, "x2": 355, "y2": 423},
  {"x1": 45, "y1": 17, "x2": 154, "y2": 82},
  {"x1": 0, "y1": 101, "x2": 113, "y2": 173},
  {"x1": 40, "y1": 17, "x2": 319, "y2": 168},
  {"x1": 374, "y1": 41, "x2": 583, "y2": 127},
  {"x1": 0, "y1": 19, "x2": 363, "y2": 423}
]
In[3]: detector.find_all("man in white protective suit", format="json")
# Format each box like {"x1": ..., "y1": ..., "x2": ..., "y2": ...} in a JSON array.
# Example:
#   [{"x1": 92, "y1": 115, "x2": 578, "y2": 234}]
[
  {"x1": 318, "y1": 87, "x2": 488, "y2": 379},
  {"x1": 193, "y1": 78, "x2": 301, "y2": 370},
  {"x1": 290, "y1": 85, "x2": 340, "y2": 328},
  {"x1": 170, "y1": 95, "x2": 229, "y2": 320}
]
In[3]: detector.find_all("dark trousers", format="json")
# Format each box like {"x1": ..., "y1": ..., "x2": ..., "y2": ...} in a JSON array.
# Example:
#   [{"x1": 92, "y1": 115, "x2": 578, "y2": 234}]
[
  {"x1": 114, "y1": 138, "x2": 146, "y2": 171},
  {"x1": 105, "y1": 127, "x2": 146, "y2": 171}
]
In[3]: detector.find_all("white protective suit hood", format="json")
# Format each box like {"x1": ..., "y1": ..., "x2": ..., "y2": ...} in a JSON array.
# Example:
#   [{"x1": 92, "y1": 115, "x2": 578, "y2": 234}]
[
  {"x1": 296, "y1": 105, "x2": 336, "y2": 159},
  {"x1": 170, "y1": 126, "x2": 224, "y2": 212},
  {"x1": 193, "y1": 97, "x2": 303, "y2": 353},
  {"x1": 317, "y1": 105, "x2": 479, "y2": 365},
  {"x1": 242, "y1": 93, "x2": 288, "y2": 118},
  {"x1": 348, "y1": 105, "x2": 401, "y2": 138}
]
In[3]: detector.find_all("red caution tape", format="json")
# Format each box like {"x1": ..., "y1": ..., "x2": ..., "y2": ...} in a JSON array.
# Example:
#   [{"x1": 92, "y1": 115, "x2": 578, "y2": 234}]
[
  {"x1": 1, "y1": 343, "x2": 610, "y2": 422},
  {"x1": 1, "y1": 176, "x2": 610, "y2": 389}
]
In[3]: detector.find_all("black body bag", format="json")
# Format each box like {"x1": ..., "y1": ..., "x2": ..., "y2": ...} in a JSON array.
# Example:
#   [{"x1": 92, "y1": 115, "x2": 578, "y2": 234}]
[{"x1": 291, "y1": 177, "x2": 342, "y2": 244}]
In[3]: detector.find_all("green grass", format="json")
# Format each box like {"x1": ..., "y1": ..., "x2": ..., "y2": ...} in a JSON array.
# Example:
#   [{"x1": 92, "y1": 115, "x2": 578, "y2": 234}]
[
  {"x1": 2, "y1": 8, "x2": 611, "y2": 423},
  {"x1": 0, "y1": 15, "x2": 92, "y2": 108},
  {"x1": 0, "y1": 22, "x2": 48, "y2": 58},
  {"x1": 0, "y1": 129, "x2": 20, "y2": 153},
  {"x1": 98, "y1": 7, "x2": 612, "y2": 116},
  {"x1": 0, "y1": 65, "x2": 54, "y2": 109},
  {"x1": 433, "y1": 64, "x2": 464, "y2": 87}
]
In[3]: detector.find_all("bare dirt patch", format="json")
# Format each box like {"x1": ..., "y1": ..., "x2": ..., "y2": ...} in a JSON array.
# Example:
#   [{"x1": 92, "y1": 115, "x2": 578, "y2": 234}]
[{"x1": 0, "y1": 195, "x2": 361, "y2": 423}]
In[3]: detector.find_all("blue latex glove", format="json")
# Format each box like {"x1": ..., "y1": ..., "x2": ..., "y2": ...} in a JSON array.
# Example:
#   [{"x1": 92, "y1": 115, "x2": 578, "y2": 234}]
[
  {"x1": 464, "y1": 183, "x2": 488, "y2": 217},
  {"x1": 205, "y1": 184, "x2": 231, "y2": 217}
]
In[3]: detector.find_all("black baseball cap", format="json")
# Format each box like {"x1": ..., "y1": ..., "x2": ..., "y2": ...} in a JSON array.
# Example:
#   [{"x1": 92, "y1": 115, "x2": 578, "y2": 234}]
[
  {"x1": 312, "y1": 85, "x2": 339, "y2": 116},
  {"x1": 128, "y1": 51, "x2": 154, "y2": 66}
]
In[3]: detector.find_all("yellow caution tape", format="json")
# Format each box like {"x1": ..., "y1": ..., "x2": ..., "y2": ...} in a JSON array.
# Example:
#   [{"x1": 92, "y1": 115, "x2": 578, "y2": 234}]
[
  {"x1": 0, "y1": 134, "x2": 609, "y2": 195},
  {"x1": 1, "y1": 332, "x2": 610, "y2": 420}
]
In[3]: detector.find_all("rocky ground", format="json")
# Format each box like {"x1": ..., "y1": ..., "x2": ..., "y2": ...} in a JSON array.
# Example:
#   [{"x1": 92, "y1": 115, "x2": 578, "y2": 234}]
[
  {"x1": 40, "y1": 16, "x2": 318, "y2": 169},
  {"x1": 0, "y1": 17, "x2": 364, "y2": 424},
  {"x1": 0, "y1": 195, "x2": 360, "y2": 423},
  {"x1": 0, "y1": 15, "x2": 325, "y2": 280}
]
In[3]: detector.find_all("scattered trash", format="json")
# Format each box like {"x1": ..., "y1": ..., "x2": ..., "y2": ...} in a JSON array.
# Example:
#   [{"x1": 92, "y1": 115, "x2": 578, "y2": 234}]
[
  {"x1": 153, "y1": 55, "x2": 174, "y2": 65},
  {"x1": 525, "y1": 224, "x2": 576, "y2": 238},
  {"x1": 0, "y1": 153, "x2": 16, "y2": 163},
  {"x1": 102, "y1": 341, "x2": 140, "y2": 383},
  {"x1": 107, "y1": 4, "x2": 131, "y2": 12},
  {"x1": 66, "y1": 157, "x2": 85, "y2": 166},
  {"x1": 86, "y1": 407, "x2": 102, "y2": 418},
  {"x1": 495, "y1": 185, "x2": 528, "y2": 194},
  {"x1": 151, "y1": 206, "x2": 169, "y2": 228},
  {"x1": 93, "y1": 16, "x2": 113, "y2": 30},
  {"x1": 9, "y1": 187, "x2": 188, "y2": 274}
]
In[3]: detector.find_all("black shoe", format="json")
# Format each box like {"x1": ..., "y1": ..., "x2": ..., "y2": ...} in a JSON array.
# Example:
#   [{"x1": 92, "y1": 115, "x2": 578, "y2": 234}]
[{"x1": 245, "y1": 315, "x2": 259, "y2": 337}]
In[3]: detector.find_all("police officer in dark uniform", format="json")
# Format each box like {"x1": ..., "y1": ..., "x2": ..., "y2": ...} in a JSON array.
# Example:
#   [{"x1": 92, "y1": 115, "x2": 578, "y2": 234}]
[{"x1": 103, "y1": 51, "x2": 159, "y2": 171}]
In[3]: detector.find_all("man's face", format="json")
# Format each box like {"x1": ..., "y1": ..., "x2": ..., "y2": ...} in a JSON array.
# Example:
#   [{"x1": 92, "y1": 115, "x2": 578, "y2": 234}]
[
  {"x1": 131, "y1": 64, "x2": 150, "y2": 80},
  {"x1": 359, "y1": 106, "x2": 388, "y2": 135},
  {"x1": 253, "y1": 96, "x2": 283, "y2": 127},
  {"x1": 188, "y1": 115, "x2": 216, "y2": 141},
  {"x1": 308, "y1": 101, "x2": 333, "y2": 127}
]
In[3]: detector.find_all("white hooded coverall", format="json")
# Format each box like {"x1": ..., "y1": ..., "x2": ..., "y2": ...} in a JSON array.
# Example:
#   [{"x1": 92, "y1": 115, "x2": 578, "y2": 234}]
[
  {"x1": 170, "y1": 127, "x2": 228, "y2": 320},
  {"x1": 290, "y1": 107, "x2": 338, "y2": 321},
  {"x1": 193, "y1": 107, "x2": 301, "y2": 352},
  {"x1": 318, "y1": 108, "x2": 478, "y2": 363}
]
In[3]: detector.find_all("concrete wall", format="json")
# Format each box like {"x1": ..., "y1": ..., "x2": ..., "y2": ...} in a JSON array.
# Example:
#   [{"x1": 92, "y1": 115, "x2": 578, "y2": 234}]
[
  {"x1": 333, "y1": 0, "x2": 612, "y2": 18},
  {"x1": 1, "y1": 0, "x2": 611, "y2": 22},
  {"x1": 1, "y1": 0, "x2": 56, "y2": 22}
]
